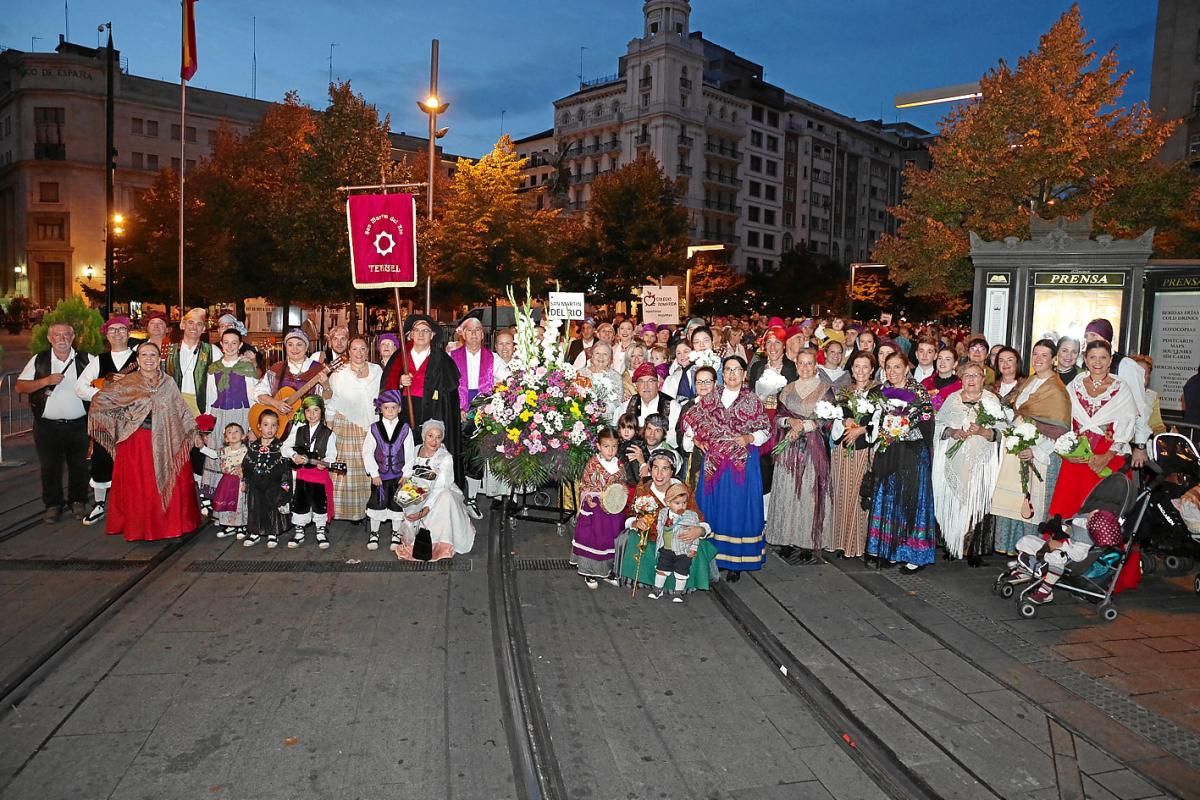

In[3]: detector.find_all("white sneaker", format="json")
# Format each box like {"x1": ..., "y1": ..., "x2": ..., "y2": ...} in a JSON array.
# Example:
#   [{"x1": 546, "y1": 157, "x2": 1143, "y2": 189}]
[
  {"x1": 584, "y1": 577, "x2": 599, "y2": 590},
  {"x1": 315, "y1": 529, "x2": 330, "y2": 550},
  {"x1": 81, "y1": 502, "x2": 107, "y2": 526},
  {"x1": 647, "y1": 591, "x2": 663, "y2": 600},
  {"x1": 367, "y1": 534, "x2": 379, "y2": 551},
  {"x1": 287, "y1": 532, "x2": 304, "y2": 549},
  {"x1": 671, "y1": 595, "x2": 685, "y2": 604},
  {"x1": 267, "y1": 535, "x2": 279, "y2": 549},
  {"x1": 215, "y1": 526, "x2": 238, "y2": 539},
  {"x1": 243, "y1": 533, "x2": 261, "y2": 547}
]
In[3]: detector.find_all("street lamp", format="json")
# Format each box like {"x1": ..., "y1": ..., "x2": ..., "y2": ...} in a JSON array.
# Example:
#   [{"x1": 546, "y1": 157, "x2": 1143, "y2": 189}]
[
  {"x1": 416, "y1": 39, "x2": 449, "y2": 223},
  {"x1": 84, "y1": 265, "x2": 95, "y2": 281},
  {"x1": 111, "y1": 212, "x2": 125, "y2": 237}
]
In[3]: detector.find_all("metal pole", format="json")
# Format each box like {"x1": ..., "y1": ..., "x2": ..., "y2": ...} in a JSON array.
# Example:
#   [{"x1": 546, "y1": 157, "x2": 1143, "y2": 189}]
[
  {"x1": 104, "y1": 25, "x2": 114, "y2": 316},
  {"x1": 178, "y1": 16, "x2": 187, "y2": 313},
  {"x1": 684, "y1": 267, "x2": 692, "y2": 318},
  {"x1": 427, "y1": 39, "x2": 438, "y2": 223},
  {"x1": 393, "y1": 287, "x2": 416, "y2": 431}
]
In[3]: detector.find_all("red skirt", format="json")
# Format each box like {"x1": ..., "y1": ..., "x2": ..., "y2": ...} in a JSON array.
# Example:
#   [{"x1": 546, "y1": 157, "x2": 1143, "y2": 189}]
[
  {"x1": 1047, "y1": 437, "x2": 1126, "y2": 520},
  {"x1": 106, "y1": 428, "x2": 202, "y2": 541}
]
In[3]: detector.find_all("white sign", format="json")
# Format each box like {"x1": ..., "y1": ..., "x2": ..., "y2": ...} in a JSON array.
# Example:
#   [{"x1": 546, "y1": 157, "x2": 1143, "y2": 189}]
[
  {"x1": 547, "y1": 292, "x2": 586, "y2": 320},
  {"x1": 1149, "y1": 290, "x2": 1200, "y2": 413},
  {"x1": 641, "y1": 285, "x2": 680, "y2": 326},
  {"x1": 983, "y1": 287, "x2": 1010, "y2": 349}
]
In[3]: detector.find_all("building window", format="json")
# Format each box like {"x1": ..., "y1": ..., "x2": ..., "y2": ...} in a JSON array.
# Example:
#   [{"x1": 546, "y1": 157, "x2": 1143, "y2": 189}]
[
  {"x1": 146, "y1": 119, "x2": 159, "y2": 137},
  {"x1": 34, "y1": 107, "x2": 66, "y2": 160},
  {"x1": 171, "y1": 124, "x2": 181, "y2": 141},
  {"x1": 784, "y1": 212, "x2": 794, "y2": 226},
  {"x1": 763, "y1": 234, "x2": 775, "y2": 250},
  {"x1": 748, "y1": 181, "x2": 761, "y2": 198},
  {"x1": 208, "y1": 129, "x2": 219, "y2": 147},
  {"x1": 785, "y1": 188, "x2": 794, "y2": 202},
  {"x1": 131, "y1": 117, "x2": 143, "y2": 135},
  {"x1": 749, "y1": 155, "x2": 762, "y2": 172},
  {"x1": 765, "y1": 160, "x2": 777, "y2": 177},
  {"x1": 766, "y1": 135, "x2": 779, "y2": 152},
  {"x1": 748, "y1": 205, "x2": 760, "y2": 222},
  {"x1": 765, "y1": 185, "x2": 777, "y2": 201},
  {"x1": 767, "y1": 110, "x2": 779, "y2": 127},
  {"x1": 764, "y1": 209, "x2": 776, "y2": 226},
  {"x1": 147, "y1": 154, "x2": 159, "y2": 170},
  {"x1": 185, "y1": 126, "x2": 197, "y2": 143},
  {"x1": 747, "y1": 231, "x2": 760, "y2": 247},
  {"x1": 752, "y1": 106, "x2": 764, "y2": 122},
  {"x1": 762, "y1": 259, "x2": 773, "y2": 270},
  {"x1": 751, "y1": 131, "x2": 763, "y2": 147},
  {"x1": 746, "y1": 257, "x2": 759, "y2": 270},
  {"x1": 642, "y1": 93, "x2": 650, "y2": 108},
  {"x1": 35, "y1": 218, "x2": 66, "y2": 240},
  {"x1": 38, "y1": 182, "x2": 60, "y2": 203},
  {"x1": 131, "y1": 152, "x2": 144, "y2": 169}
]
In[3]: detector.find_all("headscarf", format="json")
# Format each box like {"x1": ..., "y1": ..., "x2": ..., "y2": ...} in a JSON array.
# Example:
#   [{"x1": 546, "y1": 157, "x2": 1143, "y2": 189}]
[
  {"x1": 284, "y1": 328, "x2": 310, "y2": 347},
  {"x1": 1085, "y1": 318, "x2": 1114, "y2": 343},
  {"x1": 293, "y1": 394, "x2": 324, "y2": 424},
  {"x1": 421, "y1": 418, "x2": 446, "y2": 437},
  {"x1": 88, "y1": 370, "x2": 196, "y2": 510}
]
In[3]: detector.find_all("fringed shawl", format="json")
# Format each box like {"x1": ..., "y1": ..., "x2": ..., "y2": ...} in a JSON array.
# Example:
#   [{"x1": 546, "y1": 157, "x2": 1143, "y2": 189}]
[
  {"x1": 683, "y1": 387, "x2": 768, "y2": 486},
  {"x1": 89, "y1": 371, "x2": 197, "y2": 510},
  {"x1": 932, "y1": 390, "x2": 1001, "y2": 557},
  {"x1": 774, "y1": 374, "x2": 834, "y2": 537},
  {"x1": 1012, "y1": 374, "x2": 1071, "y2": 440}
]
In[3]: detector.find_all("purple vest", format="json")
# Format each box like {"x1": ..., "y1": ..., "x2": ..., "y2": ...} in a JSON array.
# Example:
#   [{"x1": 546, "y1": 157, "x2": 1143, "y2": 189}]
[
  {"x1": 450, "y1": 347, "x2": 495, "y2": 412},
  {"x1": 371, "y1": 420, "x2": 409, "y2": 480}
]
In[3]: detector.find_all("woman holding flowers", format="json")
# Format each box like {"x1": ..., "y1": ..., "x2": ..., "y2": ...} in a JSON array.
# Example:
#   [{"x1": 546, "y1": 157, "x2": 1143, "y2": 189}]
[
  {"x1": 682, "y1": 355, "x2": 770, "y2": 580},
  {"x1": 395, "y1": 419, "x2": 475, "y2": 561},
  {"x1": 747, "y1": 326, "x2": 796, "y2": 507},
  {"x1": 829, "y1": 352, "x2": 878, "y2": 558},
  {"x1": 764, "y1": 350, "x2": 835, "y2": 563},
  {"x1": 932, "y1": 363, "x2": 1004, "y2": 563},
  {"x1": 583, "y1": 342, "x2": 625, "y2": 425},
  {"x1": 992, "y1": 339, "x2": 1071, "y2": 555},
  {"x1": 865, "y1": 351, "x2": 937, "y2": 571},
  {"x1": 1048, "y1": 340, "x2": 1138, "y2": 519}
]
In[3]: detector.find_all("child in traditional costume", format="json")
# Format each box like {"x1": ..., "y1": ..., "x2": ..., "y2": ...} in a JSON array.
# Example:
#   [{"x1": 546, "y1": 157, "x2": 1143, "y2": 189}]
[
  {"x1": 241, "y1": 410, "x2": 290, "y2": 548},
  {"x1": 212, "y1": 422, "x2": 249, "y2": 538},
  {"x1": 191, "y1": 413, "x2": 218, "y2": 518},
  {"x1": 282, "y1": 395, "x2": 337, "y2": 549},
  {"x1": 572, "y1": 427, "x2": 627, "y2": 589},
  {"x1": 647, "y1": 483, "x2": 710, "y2": 602},
  {"x1": 362, "y1": 390, "x2": 411, "y2": 551}
]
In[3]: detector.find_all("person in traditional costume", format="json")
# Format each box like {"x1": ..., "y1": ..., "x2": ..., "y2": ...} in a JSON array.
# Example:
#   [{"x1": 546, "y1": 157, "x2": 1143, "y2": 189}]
[
  {"x1": 395, "y1": 420, "x2": 476, "y2": 561},
  {"x1": 989, "y1": 347, "x2": 1023, "y2": 402},
  {"x1": 203, "y1": 327, "x2": 258, "y2": 524},
  {"x1": 681, "y1": 355, "x2": 770, "y2": 580},
  {"x1": 921, "y1": 346, "x2": 962, "y2": 412},
  {"x1": 828, "y1": 352, "x2": 877, "y2": 558},
  {"x1": 211, "y1": 422, "x2": 249, "y2": 538},
  {"x1": 865, "y1": 351, "x2": 937, "y2": 571},
  {"x1": 282, "y1": 395, "x2": 337, "y2": 549},
  {"x1": 646, "y1": 483, "x2": 711, "y2": 602},
  {"x1": 570, "y1": 427, "x2": 627, "y2": 588},
  {"x1": 75, "y1": 314, "x2": 137, "y2": 526},
  {"x1": 615, "y1": 450, "x2": 718, "y2": 592},
  {"x1": 625, "y1": 363, "x2": 679, "y2": 443},
  {"x1": 1055, "y1": 336, "x2": 1081, "y2": 386},
  {"x1": 676, "y1": 365, "x2": 717, "y2": 486},
  {"x1": 376, "y1": 333, "x2": 399, "y2": 367},
  {"x1": 88, "y1": 341, "x2": 202, "y2": 541},
  {"x1": 240, "y1": 409, "x2": 291, "y2": 548},
  {"x1": 253, "y1": 329, "x2": 327, "y2": 419},
  {"x1": 165, "y1": 308, "x2": 218, "y2": 416},
  {"x1": 992, "y1": 339, "x2": 1071, "y2": 555},
  {"x1": 450, "y1": 317, "x2": 495, "y2": 516},
  {"x1": 1048, "y1": 340, "x2": 1138, "y2": 519},
  {"x1": 584, "y1": 342, "x2": 626, "y2": 426},
  {"x1": 321, "y1": 325, "x2": 351, "y2": 367},
  {"x1": 362, "y1": 390, "x2": 411, "y2": 552},
  {"x1": 764, "y1": 349, "x2": 835, "y2": 563},
  {"x1": 747, "y1": 326, "x2": 796, "y2": 512},
  {"x1": 327, "y1": 336, "x2": 382, "y2": 525},
  {"x1": 380, "y1": 314, "x2": 464, "y2": 489},
  {"x1": 932, "y1": 363, "x2": 1002, "y2": 563}
]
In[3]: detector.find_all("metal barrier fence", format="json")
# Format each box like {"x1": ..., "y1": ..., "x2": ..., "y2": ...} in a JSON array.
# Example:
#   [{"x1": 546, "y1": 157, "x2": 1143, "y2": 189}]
[{"x1": 0, "y1": 371, "x2": 32, "y2": 440}]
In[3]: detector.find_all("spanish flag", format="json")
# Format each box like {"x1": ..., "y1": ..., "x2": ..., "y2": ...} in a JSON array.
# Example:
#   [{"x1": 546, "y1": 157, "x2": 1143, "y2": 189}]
[{"x1": 181, "y1": 0, "x2": 198, "y2": 81}]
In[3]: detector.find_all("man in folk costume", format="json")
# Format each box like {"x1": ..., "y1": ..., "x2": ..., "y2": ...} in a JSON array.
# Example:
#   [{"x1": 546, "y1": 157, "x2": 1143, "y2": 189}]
[
  {"x1": 282, "y1": 395, "x2": 337, "y2": 549},
  {"x1": 362, "y1": 390, "x2": 410, "y2": 552},
  {"x1": 380, "y1": 314, "x2": 465, "y2": 490},
  {"x1": 321, "y1": 324, "x2": 350, "y2": 366},
  {"x1": 165, "y1": 307, "x2": 217, "y2": 416},
  {"x1": 625, "y1": 363, "x2": 680, "y2": 448},
  {"x1": 74, "y1": 315, "x2": 137, "y2": 526},
  {"x1": 450, "y1": 317, "x2": 493, "y2": 518},
  {"x1": 1083, "y1": 318, "x2": 1149, "y2": 469}
]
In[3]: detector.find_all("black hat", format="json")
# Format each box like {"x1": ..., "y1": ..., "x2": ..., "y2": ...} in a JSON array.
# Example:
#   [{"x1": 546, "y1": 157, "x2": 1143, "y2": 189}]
[{"x1": 403, "y1": 314, "x2": 442, "y2": 341}]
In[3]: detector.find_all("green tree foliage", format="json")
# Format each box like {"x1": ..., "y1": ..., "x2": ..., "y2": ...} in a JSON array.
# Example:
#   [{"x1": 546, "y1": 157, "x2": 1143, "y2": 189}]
[
  {"x1": 561, "y1": 157, "x2": 689, "y2": 305},
  {"x1": 30, "y1": 297, "x2": 104, "y2": 354},
  {"x1": 873, "y1": 4, "x2": 1189, "y2": 301},
  {"x1": 426, "y1": 135, "x2": 566, "y2": 304}
]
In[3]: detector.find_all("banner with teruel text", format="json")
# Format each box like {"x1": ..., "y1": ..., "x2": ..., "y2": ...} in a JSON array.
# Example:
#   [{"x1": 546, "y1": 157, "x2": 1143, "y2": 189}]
[{"x1": 346, "y1": 193, "x2": 418, "y2": 289}]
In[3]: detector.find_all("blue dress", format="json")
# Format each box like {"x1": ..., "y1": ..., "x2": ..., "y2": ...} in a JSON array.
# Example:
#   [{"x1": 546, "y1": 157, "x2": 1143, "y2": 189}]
[{"x1": 697, "y1": 445, "x2": 766, "y2": 572}]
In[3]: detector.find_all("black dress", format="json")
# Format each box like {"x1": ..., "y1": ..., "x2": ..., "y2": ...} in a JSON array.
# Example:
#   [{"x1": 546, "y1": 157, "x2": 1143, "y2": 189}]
[{"x1": 242, "y1": 440, "x2": 289, "y2": 538}]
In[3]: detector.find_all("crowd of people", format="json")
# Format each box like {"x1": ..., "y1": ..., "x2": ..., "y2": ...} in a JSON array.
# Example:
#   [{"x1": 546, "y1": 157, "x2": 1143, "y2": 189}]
[{"x1": 17, "y1": 304, "x2": 1200, "y2": 602}]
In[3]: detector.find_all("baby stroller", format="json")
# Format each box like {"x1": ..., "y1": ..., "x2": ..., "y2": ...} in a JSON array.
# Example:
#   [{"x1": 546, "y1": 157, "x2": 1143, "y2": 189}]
[
  {"x1": 1135, "y1": 432, "x2": 1200, "y2": 585},
  {"x1": 993, "y1": 463, "x2": 1151, "y2": 622}
]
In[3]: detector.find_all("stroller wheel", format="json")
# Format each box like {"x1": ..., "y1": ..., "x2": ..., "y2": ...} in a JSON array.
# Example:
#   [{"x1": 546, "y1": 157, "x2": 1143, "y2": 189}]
[
  {"x1": 1140, "y1": 551, "x2": 1158, "y2": 576},
  {"x1": 1098, "y1": 602, "x2": 1119, "y2": 622},
  {"x1": 1194, "y1": 574, "x2": 1199, "y2": 596},
  {"x1": 1019, "y1": 603, "x2": 1038, "y2": 619},
  {"x1": 1000, "y1": 583, "x2": 1015, "y2": 599},
  {"x1": 1163, "y1": 554, "x2": 1194, "y2": 576}
]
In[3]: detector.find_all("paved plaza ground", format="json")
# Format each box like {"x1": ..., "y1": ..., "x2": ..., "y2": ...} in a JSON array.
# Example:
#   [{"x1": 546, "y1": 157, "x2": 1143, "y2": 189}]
[{"x1": 1, "y1": 441, "x2": 1199, "y2": 799}]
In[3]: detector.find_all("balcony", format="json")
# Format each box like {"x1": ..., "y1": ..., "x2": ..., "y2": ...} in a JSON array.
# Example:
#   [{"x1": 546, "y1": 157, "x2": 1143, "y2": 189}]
[
  {"x1": 704, "y1": 142, "x2": 742, "y2": 160},
  {"x1": 703, "y1": 171, "x2": 741, "y2": 189},
  {"x1": 581, "y1": 139, "x2": 621, "y2": 155},
  {"x1": 676, "y1": 164, "x2": 693, "y2": 176},
  {"x1": 639, "y1": 77, "x2": 653, "y2": 89},
  {"x1": 678, "y1": 135, "x2": 694, "y2": 148},
  {"x1": 635, "y1": 134, "x2": 651, "y2": 147},
  {"x1": 679, "y1": 78, "x2": 693, "y2": 91},
  {"x1": 701, "y1": 230, "x2": 740, "y2": 245},
  {"x1": 704, "y1": 199, "x2": 740, "y2": 215}
]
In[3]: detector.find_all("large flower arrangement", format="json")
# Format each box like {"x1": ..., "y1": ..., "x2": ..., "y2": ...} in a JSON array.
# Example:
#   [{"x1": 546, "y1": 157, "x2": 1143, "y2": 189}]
[{"x1": 472, "y1": 283, "x2": 608, "y2": 487}]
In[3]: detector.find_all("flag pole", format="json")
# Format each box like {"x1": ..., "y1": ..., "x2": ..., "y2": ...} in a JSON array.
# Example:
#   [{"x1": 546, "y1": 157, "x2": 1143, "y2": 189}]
[{"x1": 178, "y1": 4, "x2": 186, "y2": 314}]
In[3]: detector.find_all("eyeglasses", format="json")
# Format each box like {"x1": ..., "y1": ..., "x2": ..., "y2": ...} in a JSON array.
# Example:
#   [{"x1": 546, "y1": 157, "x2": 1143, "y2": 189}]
[
  {"x1": 723, "y1": 366, "x2": 744, "y2": 373},
  {"x1": 695, "y1": 379, "x2": 716, "y2": 386}
]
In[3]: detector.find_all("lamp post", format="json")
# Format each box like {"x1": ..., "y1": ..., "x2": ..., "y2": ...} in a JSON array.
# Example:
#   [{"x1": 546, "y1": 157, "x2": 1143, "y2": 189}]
[
  {"x1": 417, "y1": 39, "x2": 449, "y2": 223},
  {"x1": 102, "y1": 22, "x2": 115, "y2": 316}
]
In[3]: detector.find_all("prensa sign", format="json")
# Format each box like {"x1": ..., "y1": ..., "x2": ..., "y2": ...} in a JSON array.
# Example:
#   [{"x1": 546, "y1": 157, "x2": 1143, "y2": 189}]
[{"x1": 346, "y1": 194, "x2": 418, "y2": 289}]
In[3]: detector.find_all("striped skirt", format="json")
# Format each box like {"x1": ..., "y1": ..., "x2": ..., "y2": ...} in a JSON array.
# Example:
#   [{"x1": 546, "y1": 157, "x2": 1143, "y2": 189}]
[
  {"x1": 696, "y1": 448, "x2": 766, "y2": 572},
  {"x1": 331, "y1": 416, "x2": 370, "y2": 521},
  {"x1": 828, "y1": 446, "x2": 872, "y2": 558}
]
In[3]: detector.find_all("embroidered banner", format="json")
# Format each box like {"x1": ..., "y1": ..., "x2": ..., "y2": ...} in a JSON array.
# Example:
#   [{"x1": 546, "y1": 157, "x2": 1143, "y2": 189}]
[{"x1": 346, "y1": 193, "x2": 418, "y2": 289}]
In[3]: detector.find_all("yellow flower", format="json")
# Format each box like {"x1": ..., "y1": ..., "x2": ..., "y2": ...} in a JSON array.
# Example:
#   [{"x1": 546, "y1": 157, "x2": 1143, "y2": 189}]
[
  {"x1": 495, "y1": 384, "x2": 508, "y2": 394},
  {"x1": 507, "y1": 428, "x2": 520, "y2": 442},
  {"x1": 570, "y1": 403, "x2": 581, "y2": 416},
  {"x1": 519, "y1": 410, "x2": 533, "y2": 422},
  {"x1": 524, "y1": 390, "x2": 537, "y2": 407}
]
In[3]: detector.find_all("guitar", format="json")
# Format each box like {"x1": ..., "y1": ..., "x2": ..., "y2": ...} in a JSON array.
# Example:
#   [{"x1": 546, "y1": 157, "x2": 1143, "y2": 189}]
[
  {"x1": 91, "y1": 357, "x2": 138, "y2": 390},
  {"x1": 247, "y1": 358, "x2": 344, "y2": 437},
  {"x1": 290, "y1": 456, "x2": 348, "y2": 475}
]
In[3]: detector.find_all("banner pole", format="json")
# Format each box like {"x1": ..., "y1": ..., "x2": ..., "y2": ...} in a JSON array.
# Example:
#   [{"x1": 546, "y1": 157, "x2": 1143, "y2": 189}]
[{"x1": 394, "y1": 287, "x2": 416, "y2": 430}]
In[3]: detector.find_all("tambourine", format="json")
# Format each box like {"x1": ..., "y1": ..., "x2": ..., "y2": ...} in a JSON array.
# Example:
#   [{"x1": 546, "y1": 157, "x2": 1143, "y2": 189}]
[{"x1": 600, "y1": 484, "x2": 629, "y2": 515}]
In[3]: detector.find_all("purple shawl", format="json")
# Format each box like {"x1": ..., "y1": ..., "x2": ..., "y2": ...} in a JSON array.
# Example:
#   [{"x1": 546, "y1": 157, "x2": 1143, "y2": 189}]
[
  {"x1": 683, "y1": 387, "x2": 768, "y2": 488},
  {"x1": 450, "y1": 347, "x2": 495, "y2": 412},
  {"x1": 774, "y1": 376, "x2": 834, "y2": 542}
]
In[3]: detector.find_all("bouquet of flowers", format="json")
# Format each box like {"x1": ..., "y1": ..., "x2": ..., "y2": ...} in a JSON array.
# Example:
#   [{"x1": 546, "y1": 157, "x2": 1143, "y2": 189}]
[
  {"x1": 471, "y1": 281, "x2": 608, "y2": 487},
  {"x1": 771, "y1": 401, "x2": 841, "y2": 457},
  {"x1": 874, "y1": 385, "x2": 930, "y2": 452},
  {"x1": 1005, "y1": 422, "x2": 1043, "y2": 517},
  {"x1": 1054, "y1": 431, "x2": 1112, "y2": 477},
  {"x1": 752, "y1": 369, "x2": 787, "y2": 401},
  {"x1": 395, "y1": 480, "x2": 427, "y2": 509},
  {"x1": 945, "y1": 395, "x2": 1013, "y2": 459},
  {"x1": 688, "y1": 349, "x2": 722, "y2": 372},
  {"x1": 844, "y1": 391, "x2": 876, "y2": 425},
  {"x1": 631, "y1": 495, "x2": 660, "y2": 541}
]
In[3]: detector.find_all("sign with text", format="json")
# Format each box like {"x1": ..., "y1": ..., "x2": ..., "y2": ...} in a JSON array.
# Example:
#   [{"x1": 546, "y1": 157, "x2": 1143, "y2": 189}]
[
  {"x1": 1033, "y1": 271, "x2": 1126, "y2": 288},
  {"x1": 547, "y1": 292, "x2": 586, "y2": 320},
  {"x1": 1149, "y1": 289, "x2": 1200, "y2": 412},
  {"x1": 346, "y1": 193, "x2": 418, "y2": 289},
  {"x1": 641, "y1": 285, "x2": 680, "y2": 326}
]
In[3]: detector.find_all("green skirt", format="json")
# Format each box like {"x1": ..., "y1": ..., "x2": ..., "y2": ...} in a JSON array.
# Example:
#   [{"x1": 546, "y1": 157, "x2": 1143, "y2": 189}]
[{"x1": 614, "y1": 531, "x2": 719, "y2": 592}]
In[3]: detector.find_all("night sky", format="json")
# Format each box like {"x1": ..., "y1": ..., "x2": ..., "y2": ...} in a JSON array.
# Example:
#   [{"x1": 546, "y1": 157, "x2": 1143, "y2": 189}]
[{"x1": 3, "y1": 1, "x2": 1159, "y2": 157}]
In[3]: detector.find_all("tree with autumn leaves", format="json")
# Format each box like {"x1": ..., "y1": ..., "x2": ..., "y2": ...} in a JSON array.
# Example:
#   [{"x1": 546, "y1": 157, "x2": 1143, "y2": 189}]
[{"x1": 874, "y1": 4, "x2": 1200, "y2": 302}]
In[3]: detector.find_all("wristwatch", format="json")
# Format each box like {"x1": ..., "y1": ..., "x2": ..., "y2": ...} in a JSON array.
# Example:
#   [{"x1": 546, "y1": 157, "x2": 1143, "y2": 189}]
[{"x1": 1133, "y1": 443, "x2": 1146, "y2": 451}]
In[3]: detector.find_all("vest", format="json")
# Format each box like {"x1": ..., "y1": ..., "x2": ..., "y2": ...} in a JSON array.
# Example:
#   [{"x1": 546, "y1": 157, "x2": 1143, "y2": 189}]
[
  {"x1": 292, "y1": 422, "x2": 332, "y2": 462},
  {"x1": 166, "y1": 341, "x2": 213, "y2": 411},
  {"x1": 28, "y1": 350, "x2": 90, "y2": 420},
  {"x1": 371, "y1": 420, "x2": 409, "y2": 480}
]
